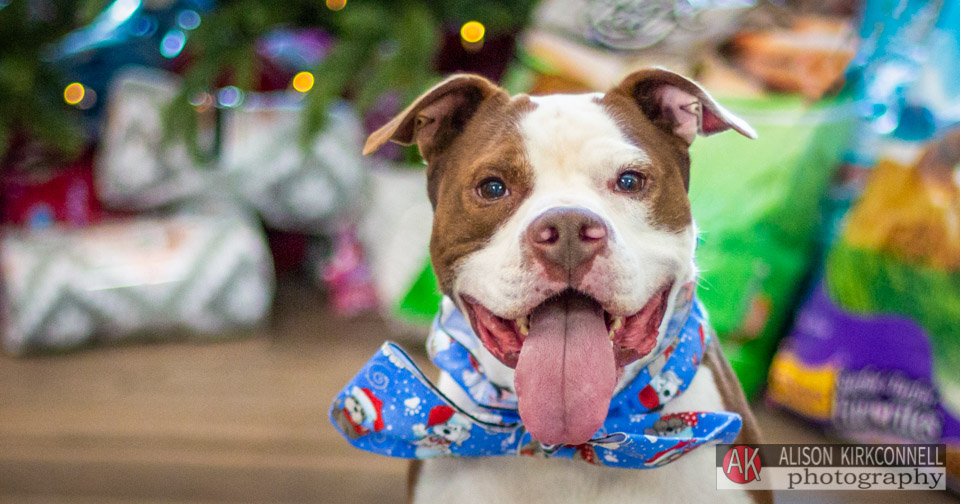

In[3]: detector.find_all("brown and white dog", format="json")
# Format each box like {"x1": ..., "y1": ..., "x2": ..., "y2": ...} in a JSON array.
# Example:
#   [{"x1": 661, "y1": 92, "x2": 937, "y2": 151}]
[{"x1": 364, "y1": 68, "x2": 773, "y2": 504}]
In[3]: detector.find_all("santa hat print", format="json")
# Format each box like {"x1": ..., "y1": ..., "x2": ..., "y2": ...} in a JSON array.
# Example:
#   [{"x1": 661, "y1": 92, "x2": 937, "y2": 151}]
[
  {"x1": 638, "y1": 385, "x2": 660, "y2": 409},
  {"x1": 351, "y1": 386, "x2": 385, "y2": 432},
  {"x1": 426, "y1": 405, "x2": 456, "y2": 428},
  {"x1": 425, "y1": 405, "x2": 473, "y2": 431}
]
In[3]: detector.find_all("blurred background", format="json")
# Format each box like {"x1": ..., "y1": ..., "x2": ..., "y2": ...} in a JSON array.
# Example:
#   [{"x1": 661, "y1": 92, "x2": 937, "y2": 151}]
[{"x1": 0, "y1": 0, "x2": 958, "y2": 502}]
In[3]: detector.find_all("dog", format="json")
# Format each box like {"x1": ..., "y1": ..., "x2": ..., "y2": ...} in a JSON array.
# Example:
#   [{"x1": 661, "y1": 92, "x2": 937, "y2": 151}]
[{"x1": 362, "y1": 67, "x2": 772, "y2": 504}]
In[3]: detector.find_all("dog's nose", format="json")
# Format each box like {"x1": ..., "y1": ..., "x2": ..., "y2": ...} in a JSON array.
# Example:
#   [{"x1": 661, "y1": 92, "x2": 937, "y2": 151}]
[{"x1": 526, "y1": 207, "x2": 608, "y2": 272}]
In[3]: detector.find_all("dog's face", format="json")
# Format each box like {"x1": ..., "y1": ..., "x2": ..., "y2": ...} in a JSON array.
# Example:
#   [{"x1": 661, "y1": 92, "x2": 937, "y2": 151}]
[
  {"x1": 431, "y1": 422, "x2": 469, "y2": 444},
  {"x1": 365, "y1": 68, "x2": 754, "y2": 446},
  {"x1": 343, "y1": 396, "x2": 364, "y2": 426},
  {"x1": 332, "y1": 396, "x2": 366, "y2": 439}
]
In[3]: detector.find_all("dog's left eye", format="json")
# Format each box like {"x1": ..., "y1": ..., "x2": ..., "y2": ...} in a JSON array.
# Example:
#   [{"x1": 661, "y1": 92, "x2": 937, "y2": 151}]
[
  {"x1": 616, "y1": 171, "x2": 646, "y2": 193},
  {"x1": 478, "y1": 177, "x2": 508, "y2": 200}
]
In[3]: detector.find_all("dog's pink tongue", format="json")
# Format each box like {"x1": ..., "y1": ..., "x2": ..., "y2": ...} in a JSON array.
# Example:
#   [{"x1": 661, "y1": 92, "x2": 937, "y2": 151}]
[{"x1": 514, "y1": 293, "x2": 617, "y2": 446}]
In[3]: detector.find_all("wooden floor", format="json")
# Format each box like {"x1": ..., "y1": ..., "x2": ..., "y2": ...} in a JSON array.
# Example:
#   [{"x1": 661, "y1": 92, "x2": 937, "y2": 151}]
[{"x1": 0, "y1": 278, "x2": 955, "y2": 503}]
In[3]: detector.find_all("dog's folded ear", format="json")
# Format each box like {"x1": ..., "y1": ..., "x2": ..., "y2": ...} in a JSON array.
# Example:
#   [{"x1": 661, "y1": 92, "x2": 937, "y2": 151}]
[
  {"x1": 363, "y1": 74, "x2": 505, "y2": 161},
  {"x1": 610, "y1": 67, "x2": 757, "y2": 145}
]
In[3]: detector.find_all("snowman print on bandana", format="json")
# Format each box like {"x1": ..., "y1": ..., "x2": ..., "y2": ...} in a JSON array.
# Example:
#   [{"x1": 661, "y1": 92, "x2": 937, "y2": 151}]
[
  {"x1": 638, "y1": 370, "x2": 683, "y2": 410},
  {"x1": 412, "y1": 405, "x2": 473, "y2": 457}
]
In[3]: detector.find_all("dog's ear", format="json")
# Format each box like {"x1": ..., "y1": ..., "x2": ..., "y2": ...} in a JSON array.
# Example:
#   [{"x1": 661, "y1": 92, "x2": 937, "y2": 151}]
[
  {"x1": 610, "y1": 67, "x2": 756, "y2": 145},
  {"x1": 363, "y1": 74, "x2": 504, "y2": 162}
]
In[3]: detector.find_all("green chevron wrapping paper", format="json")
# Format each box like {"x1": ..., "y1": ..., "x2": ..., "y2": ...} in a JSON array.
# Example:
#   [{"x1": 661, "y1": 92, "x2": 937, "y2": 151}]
[
  {"x1": 220, "y1": 94, "x2": 366, "y2": 232},
  {"x1": 0, "y1": 210, "x2": 275, "y2": 355},
  {"x1": 96, "y1": 67, "x2": 366, "y2": 233},
  {"x1": 96, "y1": 68, "x2": 208, "y2": 210}
]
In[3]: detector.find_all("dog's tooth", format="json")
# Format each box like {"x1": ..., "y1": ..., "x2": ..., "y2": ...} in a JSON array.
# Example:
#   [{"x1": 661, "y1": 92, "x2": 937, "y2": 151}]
[
  {"x1": 517, "y1": 317, "x2": 529, "y2": 336},
  {"x1": 609, "y1": 329, "x2": 616, "y2": 340},
  {"x1": 611, "y1": 316, "x2": 624, "y2": 332}
]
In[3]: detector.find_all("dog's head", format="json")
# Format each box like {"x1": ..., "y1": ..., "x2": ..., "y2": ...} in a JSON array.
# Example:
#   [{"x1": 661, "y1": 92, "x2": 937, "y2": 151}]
[{"x1": 365, "y1": 68, "x2": 754, "y2": 446}]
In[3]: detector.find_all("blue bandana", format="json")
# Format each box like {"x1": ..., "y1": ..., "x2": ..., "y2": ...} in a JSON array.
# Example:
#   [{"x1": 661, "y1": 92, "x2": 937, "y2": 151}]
[{"x1": 330, "y1": 289, "x2": 742, "y2": 469}]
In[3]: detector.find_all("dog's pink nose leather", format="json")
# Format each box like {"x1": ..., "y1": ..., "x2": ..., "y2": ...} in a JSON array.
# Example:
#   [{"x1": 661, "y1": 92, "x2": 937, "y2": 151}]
[{"x1": 527, "y1": 208, "x2": 608, "y2": 274}]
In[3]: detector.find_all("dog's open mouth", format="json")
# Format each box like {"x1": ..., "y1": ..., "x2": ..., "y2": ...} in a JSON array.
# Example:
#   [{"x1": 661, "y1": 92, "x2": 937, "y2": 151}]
[
  {"x1": 460, "y1": 284, "x2": 672, "y2": 445},
  {"x1": 461, "y1": 285, "x2": 672, "y2": 370}
]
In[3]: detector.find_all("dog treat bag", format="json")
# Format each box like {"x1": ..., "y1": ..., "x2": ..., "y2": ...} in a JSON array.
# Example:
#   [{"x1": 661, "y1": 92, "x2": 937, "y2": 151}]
[{"x1": 768, "y1": 128, "x2": 960, "y2": 491}]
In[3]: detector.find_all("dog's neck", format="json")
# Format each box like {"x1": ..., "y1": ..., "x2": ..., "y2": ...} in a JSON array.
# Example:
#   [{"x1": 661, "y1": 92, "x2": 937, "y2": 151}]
[{"x1": 452, "y1": 276, "x2": 698, "y2": 397}]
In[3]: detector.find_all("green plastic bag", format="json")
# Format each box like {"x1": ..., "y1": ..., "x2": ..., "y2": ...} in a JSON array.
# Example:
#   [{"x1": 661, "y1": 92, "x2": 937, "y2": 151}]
[{"x1": 689, "y1": 94, "x2": 853, "y2": 398}]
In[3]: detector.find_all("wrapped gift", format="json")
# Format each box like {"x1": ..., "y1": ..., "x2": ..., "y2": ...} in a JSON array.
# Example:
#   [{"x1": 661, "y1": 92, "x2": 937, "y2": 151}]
[
  {"x1": 355, "y1": 166, "x2": 440, "y2": 329},
  {"x1": 96, "y1": 67, "x2": 367, "y2": 233},
  {"x1": 220, "y1": 96, "x2": 366, "y2": 232},
  {"x1": 0, "y1": 207, "x2": 274, "y2": 355},
  {"x1": 1, "y1": 148, "x2": 101, "y2": 230},
  {"x1": 96, "y1": 68, "x2": 208, "y2": 209}
]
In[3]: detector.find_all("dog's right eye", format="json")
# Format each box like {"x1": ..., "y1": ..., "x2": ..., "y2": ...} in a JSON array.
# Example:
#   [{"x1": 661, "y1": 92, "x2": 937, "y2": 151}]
[
  {"x1": 616, "y1": 171, "x2": 646, "y2": 193},
  {"x1": 477, "y1": 177, "x2": 508, "y2": 200}
]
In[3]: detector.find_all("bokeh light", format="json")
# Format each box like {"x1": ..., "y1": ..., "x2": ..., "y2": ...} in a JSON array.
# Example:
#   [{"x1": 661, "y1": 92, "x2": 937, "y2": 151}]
[
  {"x1": 160, "y1": 29, "x2": 187, "y2": 58},
  {"x1": 188, "y1": 92, "x2": 207, "y2": 106},
  {"x1": 63, "y1": 83, "x2": 85, "y2": 105},
  {"x1": 460, "y1": 21, "x2": 485, "y2": 43},
  {"x1": 77, "y1": 88, "x2": 97, "y2": 110},
  {"x1": 292, "y1": 71, "x2": 315, "y2": 92},
  {"x1": 129, "y1": 15, "x2": 157, "y2": 37},
  {"x1": 325, "y1": 0, "x2": 347, "y2": 11},
  {"x1": 108, "y1": 0, "x2": 140, "y2": 23},
  {"x1": 217, "y1": 86, "x2": 244, "y2": 108},
  {"x1": 188, "y1": 92, "x2": 213, "y2": 112},
  {"x1": 177, "y1": 10, "x2": 201, "y2": 30}
]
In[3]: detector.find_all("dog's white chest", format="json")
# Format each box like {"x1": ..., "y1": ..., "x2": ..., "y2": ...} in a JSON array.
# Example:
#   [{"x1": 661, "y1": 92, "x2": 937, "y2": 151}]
[
  {"x1": 414, "y1": 447, "x2": 752, "y2": 504},
  {"x1": 413, "y1": 366, "x2": 754, "y2": 504}
]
